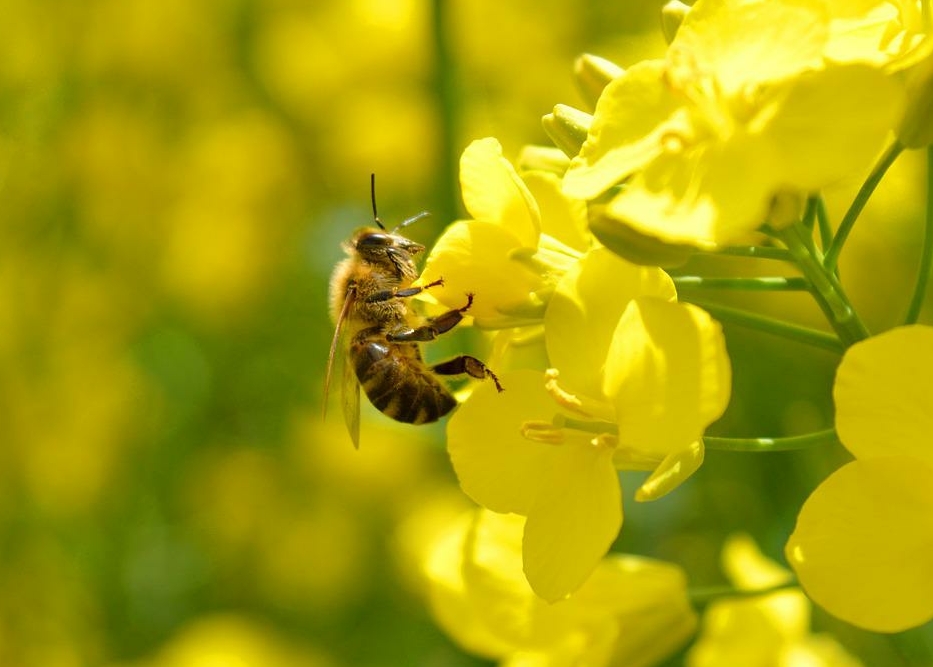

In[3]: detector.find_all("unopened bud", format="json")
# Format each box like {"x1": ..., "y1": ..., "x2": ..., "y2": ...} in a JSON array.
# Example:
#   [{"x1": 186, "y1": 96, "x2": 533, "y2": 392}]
[
  {"x1": 574, "y1": 53, "x2": 624, "y2": 109},
  {"x1": 542, "y1": 104, "x2": 593, "y2": 158},
  {"x1": 660, "y1": 0, "x2": 692, "y2": 44}
]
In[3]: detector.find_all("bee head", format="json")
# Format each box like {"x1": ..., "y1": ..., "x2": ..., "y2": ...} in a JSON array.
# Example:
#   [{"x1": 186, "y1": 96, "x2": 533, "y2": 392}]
[{"x1": 352, "y1": 228, "x2": 423, "y2": 279}]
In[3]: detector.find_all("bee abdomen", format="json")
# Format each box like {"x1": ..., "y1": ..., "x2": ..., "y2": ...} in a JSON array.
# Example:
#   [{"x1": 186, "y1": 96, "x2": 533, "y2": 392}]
[{"x1": 355, "y1": 342, "x2": 457, "y2": 424}]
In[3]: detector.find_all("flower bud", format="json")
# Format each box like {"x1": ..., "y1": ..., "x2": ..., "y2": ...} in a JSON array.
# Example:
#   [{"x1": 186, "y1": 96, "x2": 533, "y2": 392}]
[
  {"x1": 573, "y1": 53, "x2": 624, "y2": 109},
  {"x1": 660, "y1": 0, "x2": 692, "y2": 44},
  {"x1": 542, "y1": 104, "x2": 593, "y2": 158}
]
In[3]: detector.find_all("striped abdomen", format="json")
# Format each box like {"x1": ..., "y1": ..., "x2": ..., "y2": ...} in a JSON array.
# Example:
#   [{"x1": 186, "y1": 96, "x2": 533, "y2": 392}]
[{"x1": 352, "y1": 338, "x2": 457, "y2": 424}]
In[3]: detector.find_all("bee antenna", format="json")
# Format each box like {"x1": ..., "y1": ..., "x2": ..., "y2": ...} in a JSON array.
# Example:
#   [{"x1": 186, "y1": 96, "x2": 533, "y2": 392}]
[
  {"x1": 370, "y1": 173, "x2": 386, "y2": 230},
  {"x1": 393, "y1": 210, "x2": 431, "y2": 233}
]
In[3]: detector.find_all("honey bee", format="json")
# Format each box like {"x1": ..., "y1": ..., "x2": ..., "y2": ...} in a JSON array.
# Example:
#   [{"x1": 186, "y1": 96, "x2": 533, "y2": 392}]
[{"x1": 325, "y1": 175, "x2": 503, "y2": 447}]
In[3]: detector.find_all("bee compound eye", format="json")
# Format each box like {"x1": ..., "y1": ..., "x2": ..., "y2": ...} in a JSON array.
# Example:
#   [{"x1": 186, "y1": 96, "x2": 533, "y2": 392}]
[{"x1": 356, "y1": 233, "x2": 391, "y2": 248}]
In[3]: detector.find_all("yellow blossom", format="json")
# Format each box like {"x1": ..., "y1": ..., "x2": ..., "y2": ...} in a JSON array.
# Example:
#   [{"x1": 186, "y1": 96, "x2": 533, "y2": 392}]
[
  {"x1": 448, "y1": 248, "x2": 731, "y2": 600},
  {"x1": 786, "y1": 325, "x2": 933, "y2": 632},
  {"x1": 689, "y1": 534, "x2": 863, "y2": 667},
  {"x1": 422, "y1": 508, "x2": 697, "y2": 667},
  {"x1": 562, "y1": 0, "x2": 904, "y2": 250},
  {"x1": 420, "y1": 138, "x2": 586, "y2": 327}
]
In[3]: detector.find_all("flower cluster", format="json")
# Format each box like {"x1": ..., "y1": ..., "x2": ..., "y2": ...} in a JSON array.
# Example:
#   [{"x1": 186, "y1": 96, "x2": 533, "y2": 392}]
[
  {"x1": 406, "y1": 0, "x2": 933, "y2": 662},
  {"x1": 420, "y1": 508, "x2": 697, "y2": 667},
  {"x1": 423, "y1": 136, "x2": 731, "y2": 601}
]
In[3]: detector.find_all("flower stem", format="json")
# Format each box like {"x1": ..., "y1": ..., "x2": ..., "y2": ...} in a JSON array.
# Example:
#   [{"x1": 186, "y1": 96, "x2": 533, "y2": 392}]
[
  {"x1": 430, "y1": 0, "x2": 462, "y2": 225},
  {"x1": 812, "y1": 195, "x2": 834, "y2": 255},
  {"x1": 683, "y1": 299, "x2": 844, "y2": 354},
  {"x1": 824, "y1": 141, "x2": 905, "y2": 272},
  {"x1": 689, "y1": 580, "x2": 799, "y2": 607},
  {"x1": 697, "y1": 245, "x2": 794, "y2": 261},
  {"x1": 778, "y1": 222, "x2": 869, "y2": 346},
  {"x1": 904, "y1": 146, "x2": 933, "y2": 324},
  {"x1": 673, "y1": 276, "x2": 810, "y2": 291},
  {"x1": 703, "y1": 428, "x2": 838, "y2": 452}
]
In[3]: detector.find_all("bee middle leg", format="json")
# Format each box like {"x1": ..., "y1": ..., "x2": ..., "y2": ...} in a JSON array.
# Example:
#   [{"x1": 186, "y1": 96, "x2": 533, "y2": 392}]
[
  {"x1": 385, "y1": 293, "x2": 475, "y2": 343},
  {"x1": 432, "y1": 355, "x2": 504, "y2": 392}
]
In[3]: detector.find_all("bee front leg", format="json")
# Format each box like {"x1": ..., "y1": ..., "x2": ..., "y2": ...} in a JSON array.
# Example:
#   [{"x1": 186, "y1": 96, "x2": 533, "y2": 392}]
[
  {"x1": 432, "y1": 355, "x2": 504, "y2": 392},
  {"x1": 364, "y1": 278, "x2": 444, "y2": 303},
  {"x1": 385, "y1": 293, "x2": 474, "y2": 343}
]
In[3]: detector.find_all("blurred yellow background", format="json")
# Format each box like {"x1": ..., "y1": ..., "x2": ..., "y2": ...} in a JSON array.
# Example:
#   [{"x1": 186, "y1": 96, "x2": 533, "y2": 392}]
[
  {"x1": 0, "y1": 1, "x2": 669, "y2": 665},
  {"x1": 0, "y1": 0, "x2": 928, "y2": 665}
]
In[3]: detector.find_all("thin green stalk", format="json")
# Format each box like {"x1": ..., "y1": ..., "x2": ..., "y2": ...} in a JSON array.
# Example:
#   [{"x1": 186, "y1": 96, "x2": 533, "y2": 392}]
[
  {"x1": 824, "y1": 141, "x2": 905, "y2": 271},
  {"x1": 684, "y1": 299, "x2": 844, "y2": 354},
  {"x1": 697, "y1": 245, "x2": 795, "y2": 261},
  {"x1": 673, "y1": 276, "x2": 810, "y2": 291},
  {"x1": 703, "y1": 428, "x2": 838, "y2": 452},
  {"x1": 814, "y1": 195, "x2": 833, "y2": 254},
  {"x1": 430, "y1": 0, "x2": 461, "y2": 225},
  {"x1": 904, "y1": 146, "x2": 933, "y2": 324},
  {"x1": 779, "y1": 222, "x2": 869, "y2": 346},
  {"x1": 690, "y1": 580, "x2": 799, "y2": 607}
]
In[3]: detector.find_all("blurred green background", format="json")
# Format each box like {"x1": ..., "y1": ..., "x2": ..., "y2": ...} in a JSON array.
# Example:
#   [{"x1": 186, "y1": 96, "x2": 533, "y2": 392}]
[{"x1": 1, "y1": 0, "x2": 929, "y2": 665}]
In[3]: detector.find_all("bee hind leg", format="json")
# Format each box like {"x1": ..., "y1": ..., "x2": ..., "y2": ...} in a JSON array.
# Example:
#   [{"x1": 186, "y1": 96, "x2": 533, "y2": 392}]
[
  {"x1": 432, "y1": 355, "x2": 504, "y2": 393},
  {"x1": 385, "y1": 293, "x2": 476, "y2": 343}
]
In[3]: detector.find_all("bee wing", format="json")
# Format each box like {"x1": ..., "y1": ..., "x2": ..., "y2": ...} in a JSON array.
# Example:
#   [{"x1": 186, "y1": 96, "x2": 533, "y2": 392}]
[
  {"x1": 342, "y1": 344, "x2": 361, "y2": 449},
  {"x1": 324, "y1": 286, "x2": 362, "y2": 448}
]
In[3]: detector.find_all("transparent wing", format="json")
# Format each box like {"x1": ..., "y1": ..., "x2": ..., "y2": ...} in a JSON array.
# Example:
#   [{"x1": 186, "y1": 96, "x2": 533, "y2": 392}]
[
  {"x1": 324, "y1": 287, "x2": 360, "y2": 447},
  {"x1": 342, "y1": 344, "x2": 361, "y2": 448}
]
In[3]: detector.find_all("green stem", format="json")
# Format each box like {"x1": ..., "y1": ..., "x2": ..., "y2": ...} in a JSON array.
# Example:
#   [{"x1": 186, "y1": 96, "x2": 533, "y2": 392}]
[
  {"x1": 690, "y1": 580, "x2": 799, "y2": 608},
  {"x1": 703, "y1": 427, "x2": 838, "y2": 452},
  {"x1": 824, "y1": 141, "x2": 905, "y2": 272},
  {"x1": 673, "y1": 276, "x2": 810, "y2": 291},
  {"x1": 904, "y1": 146, "x2": 933, "y2": 324},
  {"x1": 697, "y1": 245, "x2": 794, "y2": 261},
  {"x1": 779, "y1": 222, "x2": 870, "y2": 346},
  {"x1": 813, "y1": 195, "x2": 834, "y2": 254},
  {"x1": 430, "y1": 0, "x2": 461, "y2": 225},
  {"x1": 684, "y1": 299, "x2": 844, "y2": 354}
]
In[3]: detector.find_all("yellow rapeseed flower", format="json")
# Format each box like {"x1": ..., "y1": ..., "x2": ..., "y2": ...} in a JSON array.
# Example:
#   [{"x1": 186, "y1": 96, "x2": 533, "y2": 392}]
[
  {"x1": 448, "y1": 248, "x2": 731, "y2": 601},
  {"x1": 423, "y1": 508, "x2": 697, "y2": 667},
  {"x1": 786, "y1": 325, "x2": 933, "y2": 632},
  {"x1": 420, "y1": 138, "x2": 586, "y2": 327},
  {"x1": 562, "y1": 0, "x2": 903, "y2": 249},
  {"x1": 689, "y1": 534, "x2": 863, "y2": 667}
]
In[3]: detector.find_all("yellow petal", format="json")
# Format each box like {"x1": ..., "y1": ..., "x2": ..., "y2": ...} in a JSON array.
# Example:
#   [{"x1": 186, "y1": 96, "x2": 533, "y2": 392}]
[
  {"x1": 573, "y1": 556, "x2": 697, "y2": 667},
  {"x1": 420, "y1": 220, "x2": 543, "y2": 323},
  {"x1": 522, "y1": 436, "x2": 621, "y2": 602},
  {"x1": 423, "y1": 512, "x2": 512, "y2": 659},
  {"x1": 786, "y1": 457, "x2": 933, "y2": 632},
  {"x1": 604, "y1": 135, "x2": 778, "y2": 248},
  {"x1": 671, "y1": 0, "x2": 827, "y2": 95},
  {"x1": 760, "y1": 64, "x2": 903, "y2": 190},
  {"x1": 563, "y1": 59, "x2": 681, "y2": 201},
  {"x1": 722, "y1": 533, "x2": 794, "y2": 591},
  {"x1": 545, "y1": 247, "x2": 675, "y2": 401},
  {"x1": 522, "y1": 170, "x2": 590, "y2": 253},
  {"x1": 834, "y1": 325, "x2": 933, "y2": 466},
  {"x1": 447, "y1": 370, "x2": 562, "y2": 515},
  {"x1": 604, "y1": 298, "x2": 731, "y2": 457},
  {"x1": 460, "y1": 137, "x2": 540, "y2": 246},
  {"x1": 634, "y1": 440, "x2": 704, "y2": 501}
]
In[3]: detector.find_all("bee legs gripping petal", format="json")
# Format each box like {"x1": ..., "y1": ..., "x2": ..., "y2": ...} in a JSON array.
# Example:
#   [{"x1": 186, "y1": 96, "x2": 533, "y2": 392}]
[
  {"x1": 432, "y1": 355, "x2": 504, "y2": 392},
  {"x1": 385, "y1": 293, "x2": 475, "y2": 343}
]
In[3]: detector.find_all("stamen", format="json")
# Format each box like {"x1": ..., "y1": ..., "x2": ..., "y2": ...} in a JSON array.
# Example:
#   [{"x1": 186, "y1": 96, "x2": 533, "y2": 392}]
[
  {"x1": 520, "y1": 420, "x2": 566, "y2": 445},
  {"x1": 544, "y1": 369, "x2": 589, "y2": 416}
]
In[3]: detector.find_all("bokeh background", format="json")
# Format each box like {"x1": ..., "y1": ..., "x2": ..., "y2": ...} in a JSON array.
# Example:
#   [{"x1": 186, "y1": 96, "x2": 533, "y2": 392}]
[{"x1": 1, "y1": 0, "x2": 929, "y2": 665}]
